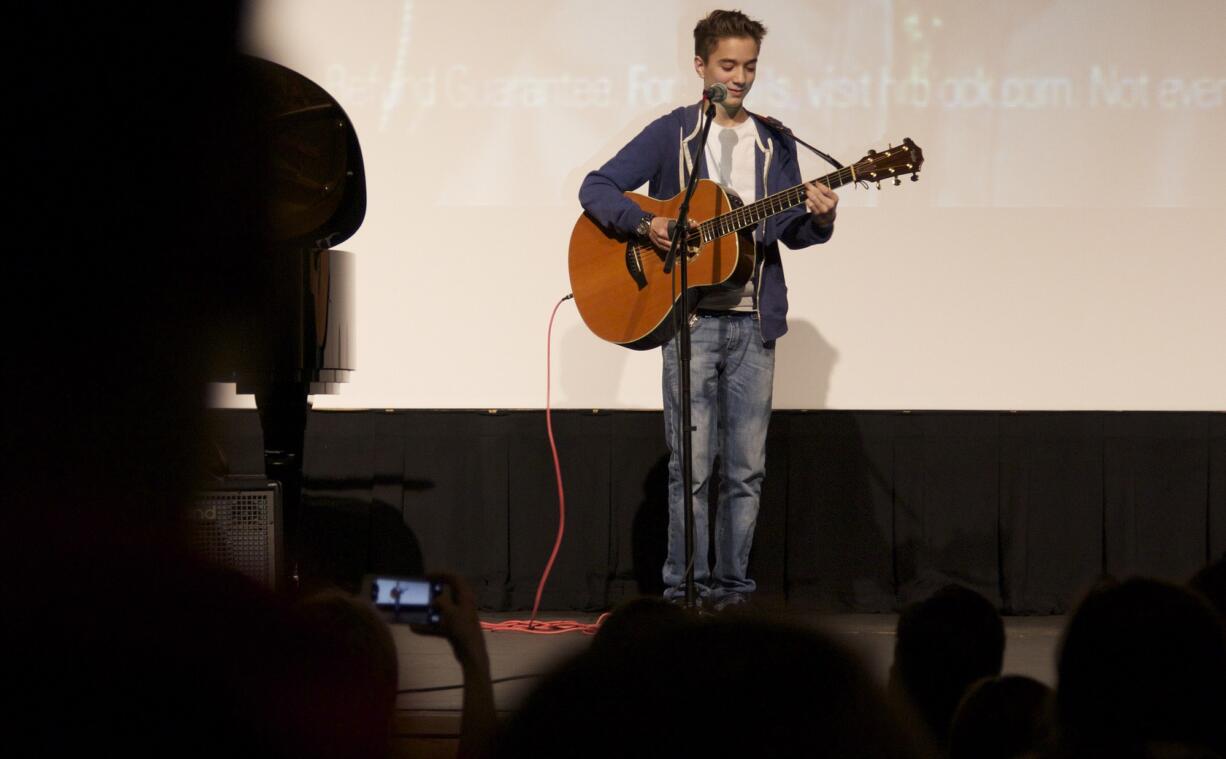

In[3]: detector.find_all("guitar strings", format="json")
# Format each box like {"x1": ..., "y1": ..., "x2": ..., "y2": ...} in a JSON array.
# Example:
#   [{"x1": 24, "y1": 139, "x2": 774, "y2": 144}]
[
  {"x1": 629, "y1": 150, "x2": 904, "y2": 265},
  {"x1": 628, "y1": 166, "x2": 852, "y2": 266}
]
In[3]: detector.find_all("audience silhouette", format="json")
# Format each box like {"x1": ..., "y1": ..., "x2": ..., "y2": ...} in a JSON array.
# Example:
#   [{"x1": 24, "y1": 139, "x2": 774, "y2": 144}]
[
  {"x1": 500, "y1": 612, "x2": 936, "y2": 758},
  {"x1": 1055, "y1": 577, "x2": 1226, "y2": 758},
  {"x1": 890, "y1": 584, "x2": 1006, "y2": 749},
  {"x1": 949, "y1": 675, "x2": 1054, "y2": 759}
]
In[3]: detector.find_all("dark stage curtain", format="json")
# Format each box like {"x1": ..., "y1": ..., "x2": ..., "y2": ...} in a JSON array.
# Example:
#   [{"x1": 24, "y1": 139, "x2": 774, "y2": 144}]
[{"x1": 207, "y1": 410, "x2": 1224, "y2": 613}]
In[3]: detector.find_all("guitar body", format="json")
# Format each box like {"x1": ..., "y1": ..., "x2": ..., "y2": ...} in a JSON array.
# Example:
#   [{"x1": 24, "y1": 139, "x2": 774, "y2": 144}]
[
  {"x1": 568, "y1": 179, "x2": 757, "y2": 351},
  {"x1": 569, "y1": 137, "x2": 925, "y2": 350}
]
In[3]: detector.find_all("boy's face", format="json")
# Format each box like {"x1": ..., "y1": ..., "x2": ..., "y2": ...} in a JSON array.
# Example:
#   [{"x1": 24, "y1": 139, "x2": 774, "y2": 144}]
[{"x1": 694, "y1": 36, "x2": 759, "y2": 109}]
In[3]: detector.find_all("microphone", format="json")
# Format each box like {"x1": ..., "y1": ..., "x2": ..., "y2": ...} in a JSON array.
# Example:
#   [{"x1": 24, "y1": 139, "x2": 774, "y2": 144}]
[{"x1": 703, "y1": 83, "x2": 728, "y2": 103}]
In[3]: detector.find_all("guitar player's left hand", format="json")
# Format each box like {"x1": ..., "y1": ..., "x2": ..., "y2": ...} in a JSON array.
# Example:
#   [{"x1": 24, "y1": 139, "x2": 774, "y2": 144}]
[{"x1": 804, "y1": 181, "x2": 838, "y2": 227}]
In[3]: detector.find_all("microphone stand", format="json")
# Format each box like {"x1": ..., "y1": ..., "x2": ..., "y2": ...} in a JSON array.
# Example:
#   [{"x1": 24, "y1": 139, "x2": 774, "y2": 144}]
[{"x1": 662, "y1": 96, "x2": 717, "y2": 608}]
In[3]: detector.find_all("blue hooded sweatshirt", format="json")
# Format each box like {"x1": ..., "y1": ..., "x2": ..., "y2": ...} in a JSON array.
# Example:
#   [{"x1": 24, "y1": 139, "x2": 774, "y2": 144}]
[{"x1": 578, "y1": 103, "x2": 833, "y2": 342}]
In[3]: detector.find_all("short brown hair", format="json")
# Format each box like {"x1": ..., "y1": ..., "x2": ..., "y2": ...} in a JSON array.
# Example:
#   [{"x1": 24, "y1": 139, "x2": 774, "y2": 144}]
[{"x1": 693, "y1": 9, "x2": 767, "y2": 61}]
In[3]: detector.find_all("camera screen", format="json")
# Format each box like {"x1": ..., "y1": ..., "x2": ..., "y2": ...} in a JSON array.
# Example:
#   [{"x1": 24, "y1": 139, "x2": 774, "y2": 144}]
[{"x1": 372, "y1": 578, "x2": 432, "y2": 607}]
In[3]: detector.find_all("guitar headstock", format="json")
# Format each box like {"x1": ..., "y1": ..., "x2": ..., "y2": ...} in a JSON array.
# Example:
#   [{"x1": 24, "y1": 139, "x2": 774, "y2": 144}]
[{"x1": 853, "y1": 138, "x2": 924, "y2": 187}]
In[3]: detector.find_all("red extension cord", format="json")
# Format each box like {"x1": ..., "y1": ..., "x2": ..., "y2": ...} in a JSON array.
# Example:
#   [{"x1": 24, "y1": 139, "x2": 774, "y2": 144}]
[{"x1": 477, "y1": 294, "x2": 608, "y2": 636}]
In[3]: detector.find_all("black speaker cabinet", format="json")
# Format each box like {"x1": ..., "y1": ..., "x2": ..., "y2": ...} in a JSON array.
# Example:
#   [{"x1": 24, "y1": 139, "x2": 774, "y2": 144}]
[{"x1": 188, "y1": 476, "x2": 283, "y2": 588}]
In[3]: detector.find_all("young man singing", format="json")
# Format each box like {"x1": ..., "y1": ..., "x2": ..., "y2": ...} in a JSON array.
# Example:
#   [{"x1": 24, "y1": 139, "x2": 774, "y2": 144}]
[{"x1": 579, "y1": 10, "x2": 838, "y2": 609}]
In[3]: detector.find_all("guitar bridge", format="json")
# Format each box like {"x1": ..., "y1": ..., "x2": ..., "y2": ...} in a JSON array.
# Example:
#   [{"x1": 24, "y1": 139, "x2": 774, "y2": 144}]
[{"x1": 625, "y1": 242, "x2": 648, "y2": 290}]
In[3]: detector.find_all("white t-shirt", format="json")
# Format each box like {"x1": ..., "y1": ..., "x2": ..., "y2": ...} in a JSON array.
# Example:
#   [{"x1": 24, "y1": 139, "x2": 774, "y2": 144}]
[{"x1": 697, "y1": 115, "x2": 759, "y2": 312}]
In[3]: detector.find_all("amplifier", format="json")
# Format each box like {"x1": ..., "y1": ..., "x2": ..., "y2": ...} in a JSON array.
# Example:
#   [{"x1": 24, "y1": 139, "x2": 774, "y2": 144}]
[{"x1": 187, "y1": 476, "x2": 283, "y2": 589}]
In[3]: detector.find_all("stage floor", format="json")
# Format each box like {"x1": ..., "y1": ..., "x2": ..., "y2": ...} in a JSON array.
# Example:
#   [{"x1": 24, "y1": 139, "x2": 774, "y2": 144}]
[{"x1": 391, "y1": 612, "x2": 1064, "y2": 753}]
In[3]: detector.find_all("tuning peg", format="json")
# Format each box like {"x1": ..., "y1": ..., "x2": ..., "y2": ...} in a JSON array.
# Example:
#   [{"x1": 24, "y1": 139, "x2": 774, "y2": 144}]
[
  {"x1": 875, "y1": 181, "x2": 881, "y2": 190},
  {"x1": 911, "y1": 173, "x2": 919, "y2": 182},
  {"x1": 867, "y1": 149, "x2": 877, "y2": 156},
  {"x1": 894, "y1": 177, "x2": 901, "y2": 186}
]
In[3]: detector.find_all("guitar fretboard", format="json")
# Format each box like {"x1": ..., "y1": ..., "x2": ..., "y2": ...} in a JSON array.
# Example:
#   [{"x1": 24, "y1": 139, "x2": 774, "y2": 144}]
[{"x1": 698, "y1": 165, "x2": 858, "y2": 243}]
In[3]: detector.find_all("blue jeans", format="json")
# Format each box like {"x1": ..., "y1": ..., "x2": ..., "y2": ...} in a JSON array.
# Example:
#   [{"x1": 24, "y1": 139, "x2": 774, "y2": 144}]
[{"x1": 661, "y1": 313, "x2": 774, "y2": 604}]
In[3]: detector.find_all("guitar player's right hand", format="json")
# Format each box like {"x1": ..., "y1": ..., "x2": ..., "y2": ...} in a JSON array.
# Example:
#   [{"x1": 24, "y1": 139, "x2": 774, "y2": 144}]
[{"x1": 648, "y1": 217, "x2": 697, "y2": 251}]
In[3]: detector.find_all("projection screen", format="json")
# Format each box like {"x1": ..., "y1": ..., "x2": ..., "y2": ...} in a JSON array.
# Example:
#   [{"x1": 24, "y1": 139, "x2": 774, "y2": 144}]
[{"x1": 208, "y1": 0, "x2": 1225, "y2": 410}]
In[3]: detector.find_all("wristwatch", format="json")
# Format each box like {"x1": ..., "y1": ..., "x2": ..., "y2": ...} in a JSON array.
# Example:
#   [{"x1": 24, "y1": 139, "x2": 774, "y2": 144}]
[{"x1": 634, "y1": 213, "x2": 655, "y2": 240}]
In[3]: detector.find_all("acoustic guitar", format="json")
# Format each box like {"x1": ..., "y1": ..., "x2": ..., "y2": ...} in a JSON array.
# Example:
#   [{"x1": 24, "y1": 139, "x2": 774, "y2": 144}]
[{"x1": 568, "y1": 138, "x2": 924, "y2": 350}]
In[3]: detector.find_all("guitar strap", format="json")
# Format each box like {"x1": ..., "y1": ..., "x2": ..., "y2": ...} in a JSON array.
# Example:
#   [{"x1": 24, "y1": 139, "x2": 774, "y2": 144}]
[{"x1": 747, "y1": 110, "x2": 845, "y2": 170}]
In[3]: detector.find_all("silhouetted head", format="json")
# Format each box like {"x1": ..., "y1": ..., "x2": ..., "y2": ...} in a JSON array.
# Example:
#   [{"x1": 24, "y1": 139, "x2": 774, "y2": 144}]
[
  {"x1": 8, "y1": 1, "x2": 267, "y2": 558},
  {"x1": 890, "y1": 584, "x2": 1005, "y2": 747},
  {"x1": 291, "y1": 590, "x2": 401, "y2": 759},
  {"x1": 1189, "y1": 554, "x2": 1226, "y2": 619},
  {"x1": 949, "y1": 675, "x2": 1054, "y2": 759},
  {"x1": 501, "y1": 615, "x2": 936, "y2": 758},
  {"x1": 589, "y1": 596, "x2": 695, "y2": 656},
  {"x1": 1056, "y1": 577, "x2": 1226, "y2": 756},
  {"x1": 8, "y1": 5, "x2": 293, "y2": 757}
]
